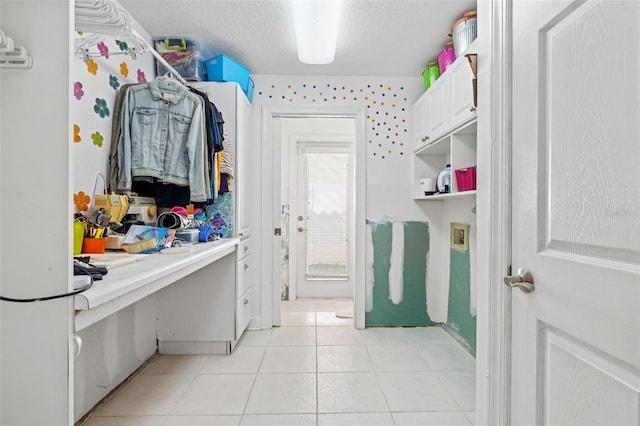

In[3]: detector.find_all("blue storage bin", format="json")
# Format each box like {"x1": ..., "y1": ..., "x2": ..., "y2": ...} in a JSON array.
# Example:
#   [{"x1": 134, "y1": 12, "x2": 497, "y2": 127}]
[
  {"x1": 245, "y1": 77, "x2": 255, "y2": 102},
  {"x1": 205, "y1": 54, "x2": 250, "y2": 92}
]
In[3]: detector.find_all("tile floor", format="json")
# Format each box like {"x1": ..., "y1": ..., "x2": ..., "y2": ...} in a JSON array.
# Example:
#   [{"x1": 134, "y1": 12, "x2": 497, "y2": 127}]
[{"x1": 81, "y1": 299, "x2": 475, "y2": 426}]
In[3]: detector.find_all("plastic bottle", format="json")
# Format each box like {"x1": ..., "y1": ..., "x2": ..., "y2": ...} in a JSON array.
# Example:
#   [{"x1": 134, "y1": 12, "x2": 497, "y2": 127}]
[{"x1": 437, "y1": 164, "x2": 451, "y2": 193}]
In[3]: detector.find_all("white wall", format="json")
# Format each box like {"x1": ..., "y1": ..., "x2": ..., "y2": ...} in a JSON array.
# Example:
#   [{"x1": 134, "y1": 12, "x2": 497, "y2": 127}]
[{"x1": 0, "y1": 1, "x2": 73, "y2": 424}]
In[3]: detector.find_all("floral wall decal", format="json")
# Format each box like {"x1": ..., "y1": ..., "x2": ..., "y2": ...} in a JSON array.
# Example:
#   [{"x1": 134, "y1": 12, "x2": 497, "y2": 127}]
[
  {"x1": 115, "y1": 40, "x2": 128, "y2": 51},
  {"x1": 97, "y1": 41, "x2": 109, "y2": 59},
  {"x1": 73, "y1": 191, "x2": 90, "y2": 212},
  {"x1": 86, "y1": 58, "x2": 98, "y2": 75},
  {"x1": 74, "y1": 82, "x2": 84, "y2": 100},
  {"x1": 93, "y1": 98, "x2": 110, "y2": 118},
  {"x1": 91, "y1": 131, "x2": 104, "y2": 148},
  {"x1": 120, "y1": 62, "x2": 129, "y2": 78},
  {"x1": 73, "y1": 124, "x2": 81, "y2": 143},
  {"x1": 137, "y1": 69, "x2": 147, "y2": 83},
  {"x1": 109, "y1": 74, "x2": 120, "y2": 90}
]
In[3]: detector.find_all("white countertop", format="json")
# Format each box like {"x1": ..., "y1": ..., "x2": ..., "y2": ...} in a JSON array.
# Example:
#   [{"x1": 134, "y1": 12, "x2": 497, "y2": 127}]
[{"x1": 74, "y1": 238, "x2": 238, "y2": 331}]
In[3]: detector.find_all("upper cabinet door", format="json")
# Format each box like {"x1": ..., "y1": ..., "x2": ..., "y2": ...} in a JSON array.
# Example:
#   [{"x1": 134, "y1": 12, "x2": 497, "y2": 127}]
[
  {"x1": 449, "y1": 58, "x2": 476, "y2": 130},
  {"x1": 412, "y1": 93, "x2": 430, "y2": 150},
  {"x1": 427, "y1": 79, "x2": 450, "y2": 142}
]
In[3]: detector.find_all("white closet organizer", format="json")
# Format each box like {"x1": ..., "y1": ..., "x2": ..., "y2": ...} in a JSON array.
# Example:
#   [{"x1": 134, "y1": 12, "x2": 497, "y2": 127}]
[
  {"x1": 156, "y1": 82, "x2": 253, "y2": 354},
  {"x1": 411, "y1": 40, "x2": 477, "y2": 201}
]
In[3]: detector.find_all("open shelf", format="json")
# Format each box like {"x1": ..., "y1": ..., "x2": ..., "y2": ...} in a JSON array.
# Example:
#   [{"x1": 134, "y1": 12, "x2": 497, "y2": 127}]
[{"x1": 413, "y1": 190, "x2": 476, "y2": 201}]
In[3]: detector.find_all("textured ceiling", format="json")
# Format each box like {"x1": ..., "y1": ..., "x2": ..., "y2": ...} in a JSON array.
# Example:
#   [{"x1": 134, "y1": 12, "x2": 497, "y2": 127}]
[{"x1": 119, "y1": 0, "x2": 477, "y2": 77}]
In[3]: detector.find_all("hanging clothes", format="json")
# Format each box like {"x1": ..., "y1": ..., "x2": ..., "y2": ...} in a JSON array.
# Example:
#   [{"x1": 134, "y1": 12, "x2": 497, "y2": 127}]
[{"x1": 117, "y1": 77, "x2": 207, "y2": 202}]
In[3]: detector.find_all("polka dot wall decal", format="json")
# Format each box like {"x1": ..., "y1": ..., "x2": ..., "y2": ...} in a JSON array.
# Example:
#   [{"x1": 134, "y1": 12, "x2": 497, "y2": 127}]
[{"x1": 253, "y1": 81, "x2": 412, "y2": 160}]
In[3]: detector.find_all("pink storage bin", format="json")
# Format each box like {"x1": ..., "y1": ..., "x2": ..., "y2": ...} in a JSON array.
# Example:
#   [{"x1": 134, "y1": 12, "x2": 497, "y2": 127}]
[
  {"x1": 455, "y1": 166, "x2": 476, "y2": 191},
  {"x1": 437, "y1": 41, "x2": 456, "y2": 74}
]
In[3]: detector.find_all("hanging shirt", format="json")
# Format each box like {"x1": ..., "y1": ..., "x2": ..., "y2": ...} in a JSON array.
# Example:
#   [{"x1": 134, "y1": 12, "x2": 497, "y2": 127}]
[{"x1": 118, "y1": 78, "x2": 206, "y2": 202}]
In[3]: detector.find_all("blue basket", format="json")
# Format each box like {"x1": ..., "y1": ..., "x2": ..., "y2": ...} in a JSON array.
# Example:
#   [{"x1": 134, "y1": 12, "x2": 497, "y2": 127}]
[
  {"x1": 205, "y1": 54, "x2": 250, "y2": 92},
  {"x1": 245, "y1": 77, "x2": 255, "y2": 102}
]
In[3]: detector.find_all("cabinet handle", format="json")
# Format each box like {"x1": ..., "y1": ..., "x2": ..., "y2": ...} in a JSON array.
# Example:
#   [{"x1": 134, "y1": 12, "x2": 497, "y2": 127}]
[
  {"x1": 469, "y1": 106, "x2": 477, "y2": 112},
  {"x1": 243, "y1": 299, "x2": 249, "y2": 305},
  {"x1": 244, "y1": 264, "x2": 249, "y2": 269},
  {"x1": 244, "y1": 246, "x2": 249, "y2": 252},
  {"x1": 238, "y1": 232, "x2": 244, "y2": 237}
]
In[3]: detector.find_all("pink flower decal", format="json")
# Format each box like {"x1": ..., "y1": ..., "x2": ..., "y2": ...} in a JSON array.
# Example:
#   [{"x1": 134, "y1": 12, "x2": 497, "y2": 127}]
[
  {"x1": 73, "y1": 82, "x2": 84, "y2": 100},
  {"x1": 97, "y1": 41, "x2": 109, "y2": 59},
  {"x1": 137, "y1": 69, "x2": 147, "y2": 83}
]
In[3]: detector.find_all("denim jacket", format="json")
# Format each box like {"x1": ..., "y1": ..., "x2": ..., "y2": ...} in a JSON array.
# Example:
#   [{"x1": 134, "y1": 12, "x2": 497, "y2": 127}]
[{"x1": 117, "y1": 79, "x2": 206, "y2": 201}]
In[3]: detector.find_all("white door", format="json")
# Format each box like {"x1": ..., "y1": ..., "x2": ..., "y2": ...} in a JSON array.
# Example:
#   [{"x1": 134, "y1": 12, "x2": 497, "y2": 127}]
[
  {"x1": 511, "y1": 1, "x2": 640, "y2": 424},
  {"x1": 294, "y1": 144, "x2": 353, "y2": 298}
]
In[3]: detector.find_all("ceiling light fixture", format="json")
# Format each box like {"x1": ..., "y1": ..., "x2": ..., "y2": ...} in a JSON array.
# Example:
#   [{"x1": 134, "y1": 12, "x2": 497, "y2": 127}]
[{"x1": 292, "y1": 0, "x2": 342, "y2": 65}]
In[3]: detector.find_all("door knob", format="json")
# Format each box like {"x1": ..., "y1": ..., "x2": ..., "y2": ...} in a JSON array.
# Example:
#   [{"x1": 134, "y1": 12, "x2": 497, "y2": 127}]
[
  {"x1": 503, "y1": 268, "x2": 535, "y2": 293},
  {"x1": 297, "y1": 226, "x2": 305, "y2": 232}
]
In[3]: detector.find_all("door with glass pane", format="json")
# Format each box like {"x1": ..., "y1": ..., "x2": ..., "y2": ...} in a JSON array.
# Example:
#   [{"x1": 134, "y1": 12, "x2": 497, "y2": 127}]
[{"x1": 294, "y1": 145, "x2": 352, "y2": 298}]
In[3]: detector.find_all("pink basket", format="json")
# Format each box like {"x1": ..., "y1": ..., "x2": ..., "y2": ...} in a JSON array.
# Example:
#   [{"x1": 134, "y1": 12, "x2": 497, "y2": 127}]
[
  {"x1": 437, "y1": 44, "x2": 456, "y2": 74},
  {"x1": 455, "y1": 167, "x2": 476, "y2": 191}
]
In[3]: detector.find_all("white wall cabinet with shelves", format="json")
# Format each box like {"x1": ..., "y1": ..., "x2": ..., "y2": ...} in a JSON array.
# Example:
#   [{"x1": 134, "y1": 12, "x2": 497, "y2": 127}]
[
  {"x1": 411, "y1": 39, "x2": 478, "y2": 202},
  {"x1": 413, "y1": 39, "x2": 477, "y2": 153}
]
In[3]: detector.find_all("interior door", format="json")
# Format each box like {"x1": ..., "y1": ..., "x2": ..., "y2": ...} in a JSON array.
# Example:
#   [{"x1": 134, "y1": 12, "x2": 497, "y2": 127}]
[
  {"x1": 510, "y1": 1, "x2": 640, "y2": 424},
  {"x1": 294, "y1": 145, "x2": 353, "y2": 298}
]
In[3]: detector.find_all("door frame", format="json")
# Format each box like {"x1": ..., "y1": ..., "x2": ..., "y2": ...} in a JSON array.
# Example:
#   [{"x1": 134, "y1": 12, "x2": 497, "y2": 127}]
[
  {"x1": 476, "y1": 0, "x2": 513, "y2": 424},
  {"x1": 261, "y1": 105, "x2": 367, "y2": 330},
  {"x1": 290, "y1": 141, "x2": 354, "y2": 300}
]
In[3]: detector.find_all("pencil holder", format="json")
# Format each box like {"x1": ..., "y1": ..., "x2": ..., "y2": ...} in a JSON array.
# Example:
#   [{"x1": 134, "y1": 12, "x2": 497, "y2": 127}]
[{"x1": 82, "y1": 237, "x2": 107, "y2": 254}]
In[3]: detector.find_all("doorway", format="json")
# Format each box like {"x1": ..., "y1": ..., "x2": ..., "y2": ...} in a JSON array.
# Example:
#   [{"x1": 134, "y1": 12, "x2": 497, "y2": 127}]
[
  {"x1": 284, "y1": 121, "x2": 355, "y2": 299},
  {"x1": 262, "y1": 106, "x2": 367, "y2": 329}
]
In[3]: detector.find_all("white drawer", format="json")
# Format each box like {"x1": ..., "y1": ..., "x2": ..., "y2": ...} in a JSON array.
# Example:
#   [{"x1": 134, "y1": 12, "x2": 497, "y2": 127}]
[
  {"x1": 236, "y1": 254, "x2": 251, "y2": 297},
  {"x1": 235, "y1": 288, "x2": 251, "y2": 339},
  {"x1": 236, "y1": 237, "x2": 251, "y2": 261}
]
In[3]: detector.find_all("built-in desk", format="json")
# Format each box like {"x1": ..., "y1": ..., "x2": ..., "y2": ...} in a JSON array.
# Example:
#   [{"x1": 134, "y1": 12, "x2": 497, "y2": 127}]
[{"x1": 74, "y1": 238, "x2": 239, "y2": 333}]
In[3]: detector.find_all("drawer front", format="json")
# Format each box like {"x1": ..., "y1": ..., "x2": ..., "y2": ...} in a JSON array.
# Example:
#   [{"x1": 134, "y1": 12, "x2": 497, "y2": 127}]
[
  {"x1": 235, "y1": 288, "x2": 251, "y2": 339},
  {"x1": 236, "y1": 254, "x2": 252, "y2": 297},
  {"x1": 236, "y1": 236, "x2": 251, "y2": 261}
]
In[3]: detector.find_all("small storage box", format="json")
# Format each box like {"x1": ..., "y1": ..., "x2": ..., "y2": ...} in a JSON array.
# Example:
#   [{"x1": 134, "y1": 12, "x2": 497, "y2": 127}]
[
  {"x1": 176, "y1": 229, "x2": 200, "y2": 244},
  {"x1": 205, "y1": 54, "x2": 251, "y2": 92},
  {"x1": 455, "y1": 166, "x2": 477, "y2": 191}
]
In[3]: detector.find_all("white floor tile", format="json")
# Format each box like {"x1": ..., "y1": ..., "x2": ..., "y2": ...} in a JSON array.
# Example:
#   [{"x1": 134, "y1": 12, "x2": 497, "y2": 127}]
[
  {"x1": 392, "y1": 411, "x2": 472, "y2": 426},
  {"x1": 317, "y1": 345, "x2": 373, "y2": 373},
  {"x1": 240, "y1": 414, "x2": 317, "y2": 425},
  {"x1": 170, "y1": 374, "x2": 255, "y2": 416},
  {"x1": 200, "y1": 347, "x2": 265, "y2": 374},
  {"x1": 376, "y1": 372, "x2": 459, "y2": 412},
  {"x1": 260, "y1": 346, "x2": 316, "y2": 373},
  {"x1": 360, "y1": 327, "x2": 411, "y2": 346},
  {"x1": 317, "y1": 372, "x2": 388, "y2": 413},
  {"x1": 281, "y1": 300, "x2": 316, "y2": 312},
  {"x1": 281, "y1": 311, "x2": 316, "y2": 326},
  {"x1": 366, "y1": 345, "x2": 429, "y2": 372},
  {"x1": 84, "y1": 416, "x2": 165, "y2": 426},
  {"x1": 317, "y1": 326, "x2": 363, "y2": 346},
  {"x1": 438, "y1": 370, "x2": 476, "y2": 411},
  {"x1": 245, "y1": 373, "x2": 316, "y2": 414},
  {"x1": 402, "y1": 326, "x2": 455, "y2": 345},
  {"x1": 316, "y1": 311, "x2": 353, "y2": 327},
  {"x1": 239, "y1": 330, "x2": 273, "y2": 347},
  {"x1": 162, "y1": 415, "x2": 241, "y2": 425},
  {"x1": 268, "y1": 326, "x2": 316, "y2": 346},
  {"x1": 141, "y1": 355, "x2": 209, "y2": 376},
  {"x1": 96, "y1": 375, "x2": 194, "y2": 416},
  {"x1": 414, "y1": 341, "x2": 475, "y2": 371},
  {"x1": 318, "y1": 412, "x2": 394, "y2": 426}
]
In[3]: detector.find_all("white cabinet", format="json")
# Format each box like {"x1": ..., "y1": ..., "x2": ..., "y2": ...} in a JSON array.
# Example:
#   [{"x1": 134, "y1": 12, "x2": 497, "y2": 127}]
[
  {"x1": 192, "y1": 82, "x2": 253, "y2": 347},
  {"x1": 411, "y1": 41, "x2": 477, "y2": 201},
  {"x1": 450, "y1": 55, "x2": 477, "y2": 127}
]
